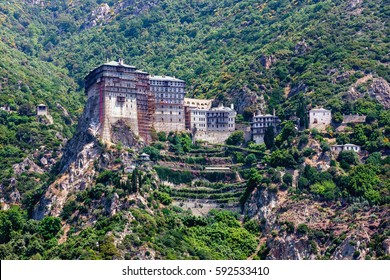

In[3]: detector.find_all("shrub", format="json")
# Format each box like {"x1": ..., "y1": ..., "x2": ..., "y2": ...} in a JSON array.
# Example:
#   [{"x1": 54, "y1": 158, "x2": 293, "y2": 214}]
[
  {"x1": 226, "y1": 131, "x2": 244, "y2": 146},
  {"x1": 310, "y1": 181, "x2": 337, "y2": 201},
  {"x1": 283, "y1": 173, "x2": 293, "y2": 187},
  {"x1": 297, "y1": 223, "x2": 309, "y2": 235}
]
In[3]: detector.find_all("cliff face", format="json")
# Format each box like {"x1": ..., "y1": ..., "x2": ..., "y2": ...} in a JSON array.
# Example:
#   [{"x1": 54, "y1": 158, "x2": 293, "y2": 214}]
[
  {"x1": 58, "y1": 98, "x2": 97, "y2": 174},
  {"x1": 244, "y1": 187, "x2": 389, "y2": 260}
]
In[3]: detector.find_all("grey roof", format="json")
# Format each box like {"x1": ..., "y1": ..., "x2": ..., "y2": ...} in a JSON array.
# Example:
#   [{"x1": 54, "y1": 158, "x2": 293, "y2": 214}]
[
  {"x1": 209, "y1": 106, "x2": 234, "y2": 112},
  {"x1": 103, "y1": 61, "x2": 136, "y2": 68},
  {"x1": 150, "y1": 75, "x2": 184, "y2": 82},
  {"x1": 135, "y1": 70, "x2": 149, "y2": 74},
  {"x1": 310, "y1": 108, "x2": 331, "y2": 112},
  {"x1": 254, "y1": 114, "x2": 276, "y2": 118}
]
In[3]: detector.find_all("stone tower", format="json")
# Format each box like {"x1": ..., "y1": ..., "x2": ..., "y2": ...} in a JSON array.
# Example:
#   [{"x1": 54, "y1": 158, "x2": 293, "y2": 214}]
[{"x1": 84, "y1": 60, "x2": 154, "y2": 143}]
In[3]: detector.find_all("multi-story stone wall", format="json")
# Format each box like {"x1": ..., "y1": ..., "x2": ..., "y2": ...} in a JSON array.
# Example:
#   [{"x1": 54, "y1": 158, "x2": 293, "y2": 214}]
[
  {"x1": 193, "y1": 130, "x2": 232, "y2": 144},
  {"x1": 85, "y1": 60, "x2": 145, "y2": 142},
  {"x1": 251, "y1": 113, "x2": 281, "y2": 144},
  {"x1": 190, "y1": 108, "x2": 208, "y2": 131},
  {"x1": 150, "y1": 76, "x2": 186, "y2": 133},
  {"x1": 192, "y1": 104, "x2": 237, "y2": 144},
  {"x1": 184, "y1": 98, "x2": 213, "y2": 130},
  {"x1": 309, "y1": 108, "x2": 332, "y2": 131},
  {"x1": 206, "y1": 104, "x2": 236, "y2": 132}
]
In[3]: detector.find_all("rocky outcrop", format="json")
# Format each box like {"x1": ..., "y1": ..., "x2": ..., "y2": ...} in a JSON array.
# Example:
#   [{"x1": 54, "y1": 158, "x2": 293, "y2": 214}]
[
  {"x1": 260, "y1": 55, "x2": 277, "y2": 70},
  {"x1": 85, "y1": 3, "x2": 113, "y2": 28},
  {"x1": 111, "y1": 119, "x2": 139, "y2": 148},
  {"x1": 58, "y1": 98, "x2": 96, "y2": 174},
  {"x1": 288, "y1": 82, "x2": 308, "y2": 98},
  {"x1": 294, "y1": 40, "x2": 310, "y2": 55},
  {"x1": 244, "y1": 187, "x2": 278, "y2": 231},
  {"x1": 244, "y1": 185, "x2": 388, "y2": 259},
  {"x1": 368, "y1": 78, "x2": 390, "y2": 109},
  {"x1": 229, "y1": 86, "x2": 266, "y2": 114},
  {"x1": 347, "y1": 0, "x2": 363, "y2": 10},
  {"x1": 33, "y1": 142, "x2": 100, "y2": 219},
  {"x1": 12, "y1": 157, "x2": 44, "y2": 175},
  {"x1": 268, "y1": 234, "x2": 314, "y2": 260},
  {"x1": 83, "y1": 1, "x2": 161, "y2": 29},
  {"x1": 348, "y1": 77, "x2": 390, "y2": 109}
]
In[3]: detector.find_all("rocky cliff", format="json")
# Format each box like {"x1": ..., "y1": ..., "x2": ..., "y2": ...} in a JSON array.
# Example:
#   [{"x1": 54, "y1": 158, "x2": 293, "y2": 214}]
[{"x1": 244, "y1": 186, "x2": 389, "y2": 260}]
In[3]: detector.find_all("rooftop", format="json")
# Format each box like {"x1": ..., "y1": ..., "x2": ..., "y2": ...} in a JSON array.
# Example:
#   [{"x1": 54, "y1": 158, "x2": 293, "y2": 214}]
[
  {"x1": 209, "y1": 106, "x2": 234, "y2": 112},
  {"x1": 103, "y1": 60, "x2": 136, "y2": 69},
  {"x1": 310, "y1": 107, "x2": 331, "y2": 112},
  {"x1": 135, "y1": 70, "x2": 149, "y2": 74},
  {"x1": 150, "y1": 75, "x2": 184, "y2": 82},
  {"x1": 254, "y1": 114, "x2": 276, "y2": 118}
]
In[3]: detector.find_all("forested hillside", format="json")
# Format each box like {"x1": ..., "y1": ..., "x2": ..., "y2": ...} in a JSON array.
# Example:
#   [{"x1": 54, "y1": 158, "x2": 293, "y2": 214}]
[
  {"x1": 0, "y1": 0, "x2": 388, "y2": 260},
  {"x1": 1, "y1": 0, "x2": 389, "y2": 113}
]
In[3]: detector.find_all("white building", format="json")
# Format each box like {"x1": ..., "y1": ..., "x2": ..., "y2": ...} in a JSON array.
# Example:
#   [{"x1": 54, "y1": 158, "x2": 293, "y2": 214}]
[
  {"x1": 190, "y1": 108, "x2": 208, "y2": 131},
  {"x1": 309, "y1": 108, "x2": 331, "y2": 131},
  {"x1": 331, "y1": 144, "x2": 361, "y2": 154}
]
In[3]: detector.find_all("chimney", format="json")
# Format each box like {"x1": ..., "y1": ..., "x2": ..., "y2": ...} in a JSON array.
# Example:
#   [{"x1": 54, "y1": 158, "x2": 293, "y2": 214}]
[
  {"x1": 273, "y1": 108, "x2": 276, "y2": 116},
  {"x1": 118, "y1": 58, "x2": 123, "y2": 65},
  {"x1": 231, "y1": 104, "x2": 234, "y2": 110}
]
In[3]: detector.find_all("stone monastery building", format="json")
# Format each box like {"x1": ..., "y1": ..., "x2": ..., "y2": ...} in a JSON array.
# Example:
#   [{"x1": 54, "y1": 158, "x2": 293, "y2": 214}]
[
  {"x1": 85, "y1": 60, "x2": 237, "y2": 143},
  {"x1": 309, "y1": 108, "x2": 332, "y2": 131}
]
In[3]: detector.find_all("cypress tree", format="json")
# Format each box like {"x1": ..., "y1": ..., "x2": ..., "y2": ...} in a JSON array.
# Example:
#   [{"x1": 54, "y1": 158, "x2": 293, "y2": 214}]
[{"x1": 264, "y1": 126, "x2": 275, "y2": 149}]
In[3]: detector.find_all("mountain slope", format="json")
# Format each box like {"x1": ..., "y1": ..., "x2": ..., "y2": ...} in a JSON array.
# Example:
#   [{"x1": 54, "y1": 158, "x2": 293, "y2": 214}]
[{"x1": 0, "y1": 0, "x2": 388, "y2": 260}]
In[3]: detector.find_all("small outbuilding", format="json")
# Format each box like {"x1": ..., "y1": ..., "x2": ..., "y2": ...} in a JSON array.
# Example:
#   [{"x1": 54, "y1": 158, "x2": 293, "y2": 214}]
[
  {"x1": 36, "y1": 104, "x2": 48, "y2": 116},
  {"x1": 139, "y1": 153, "x2": 151, "y2": 161}
]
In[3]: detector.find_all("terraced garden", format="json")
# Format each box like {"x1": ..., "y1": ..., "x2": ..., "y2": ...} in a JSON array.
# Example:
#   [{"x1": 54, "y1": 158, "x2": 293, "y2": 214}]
[{"x1": 154, "y1": 143, "x2": 252, "y2": 215}]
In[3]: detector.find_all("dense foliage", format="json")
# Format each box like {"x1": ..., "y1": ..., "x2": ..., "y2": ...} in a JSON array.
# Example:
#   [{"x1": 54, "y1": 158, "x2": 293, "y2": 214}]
[{"x1": 0, "y1": 0, "x2": 388, "y2": 260}]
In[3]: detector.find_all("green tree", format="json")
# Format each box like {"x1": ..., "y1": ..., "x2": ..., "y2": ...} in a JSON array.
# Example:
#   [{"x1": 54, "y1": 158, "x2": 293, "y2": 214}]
[
  {"x1": 39, "y1": 216, "x2": 62, "y2": 240},
  {"x1": 131, "y1": 169, "x2": 138, "y2": 194},
  {"x1": 142, "y1": 146, "x2": 160, "y2": 161},
  {"x1": 338, "y1": 150, "x2": 359, "y2": 170},
  {"x1": 310, "y1": 181, "x2": 337, "y2": 201},
  {"x1": 282, "y1": 173, "x2": 293, "y2": 187},
  {"x1": 226, "y1": 130, "x2": 244, "y2": 146},
  {"x1": 264, "y1": 126, "x2": 275, "y2": 149},
  {"x1": 348, "y1": 165, "x2": 381, "y2": 204}
]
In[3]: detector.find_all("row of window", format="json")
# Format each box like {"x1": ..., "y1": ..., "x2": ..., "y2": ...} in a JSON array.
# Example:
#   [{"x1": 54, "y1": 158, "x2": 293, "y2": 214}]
[
  {"x1": 152, "y1": 86, "x2": 184, "y2": 93},
  {"x1": 159, "y1": 105, "x2": 183, "y2": 109},
  {"x1": 311, "y1": 112, "x2": 330, "y2": 116},
  {"x1": 208, "y1": 124, "x2": 234, "y2": 128},
  {"x1": 193, "y1": 117, "x2": 206, "y2": 122},
  {"x1": 192, "y1": 111, "x2": 206, "y2": 115},
  {"x1": 253, "y1": 123, "x2": 274, "y2": 127},
  {"x1": 207, "y1": 113, "x2": 231, "y2": 117},
  {"x1": 159, "y1": 118, "x2": 183, "y2": 122},
  {"x1": 159, "y1": 111, "x2": 182, "y2": 115},
  {"x1": 151, "y1": 81, "x2": 185, "y2": 86},
  {"x1": 156, "y1": 93, "x2": 183, "y2": 98},
  {"x1": 254, "y1": 117, "x2": 278, "y2": 122}
]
